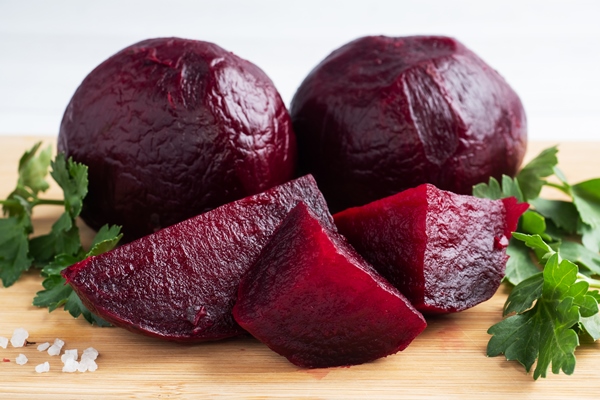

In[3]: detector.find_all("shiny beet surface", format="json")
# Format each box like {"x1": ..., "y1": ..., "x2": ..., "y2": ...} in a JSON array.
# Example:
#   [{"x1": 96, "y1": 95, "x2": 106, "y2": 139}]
[
  {"x1": 62, "y1": 175, "x2": 332, "y2": 342},
  {"x1": 59, "y1": 37, "x2": 296, "y2": 241},
  {"x1": 291, "y1": 35, "x2": 527, "y2": 213},
  {"x1": 233, "y1": 202, "x2": 426, "y2": 368},
  {"x1": 334, "y1": 184, "x2": 528, "y2": 314}
]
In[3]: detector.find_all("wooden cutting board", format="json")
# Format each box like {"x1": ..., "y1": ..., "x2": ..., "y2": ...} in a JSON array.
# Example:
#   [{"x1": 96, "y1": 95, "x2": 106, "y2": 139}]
[{"x1": 1, "y1": 136, "x2": 599, "y2": 399}]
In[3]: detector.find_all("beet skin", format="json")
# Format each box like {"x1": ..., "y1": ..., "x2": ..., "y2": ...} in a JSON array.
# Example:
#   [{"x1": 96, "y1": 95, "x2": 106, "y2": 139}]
[
  {"x1": 234, "y1": 203, "x2": 426, "y2": 368},
  {"x1": 291, "y1": 35, "x2": 527, "y2": 212},
  {"x1": 62, "y1": 175, "x2": 332, "y2": 342},
  {"x1": 334, "y1": 184, "x2": 528, "y2": 314},
  {"x1": 59, "y1": 37, "x2": 296, "y2": 241}
]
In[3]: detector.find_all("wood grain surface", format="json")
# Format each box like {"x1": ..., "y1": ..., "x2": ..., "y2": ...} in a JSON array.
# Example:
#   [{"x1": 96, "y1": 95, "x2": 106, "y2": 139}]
[{"x1": 1, "y1": 136, "x2": 599, "y2": 399}]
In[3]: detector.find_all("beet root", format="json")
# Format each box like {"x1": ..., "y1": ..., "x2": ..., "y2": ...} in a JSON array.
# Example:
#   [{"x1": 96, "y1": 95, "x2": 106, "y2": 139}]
[
  {"x1": 333, "y1": 184, "x2": 528, "y2": 314},
  {"x1": 233, "y1": 202, "x2": 426, "y2": 368},
  {"x1": 59, "y1": 37, "x2": 296, "y2": 241},
  {"x1": 62, "y1": 175, "x2": 332, "y2": 342},
  {"x1": 291, "y1": 35, "x2": 527, "y2": 213}
]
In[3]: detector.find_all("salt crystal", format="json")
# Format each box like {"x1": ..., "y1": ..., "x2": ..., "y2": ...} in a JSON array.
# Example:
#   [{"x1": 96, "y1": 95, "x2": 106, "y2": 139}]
[
  {"x1": 37, "y1": 342, "x2": 50, "y2": 351},
  {"x1": 35, "y1": 361, "x2": 50, "y2": 373},
  {"x1": 82, "y1": 347, "x2": 98, "y2": 361},
  {"x1": 10, "y1": 328, "x2": 29, "y2": 348},
  {"x1": 47, "y1": 338, "x2": 65, "y2": 356},
  {"x1": 61, "y1": 349, "x2": 78, "y2": 363},
  {"x1": 15, "y1": 354, "x2": 28, "y2": 365},
  {"x1": 78, "y1": 358, "x2": 98, "y2": 372},
  {"x1": 62, "y1": 358, "x2": 79, "y2": 373},
  {"x1": 0, "y1": 336, "x2": 8, "y2": 349}
]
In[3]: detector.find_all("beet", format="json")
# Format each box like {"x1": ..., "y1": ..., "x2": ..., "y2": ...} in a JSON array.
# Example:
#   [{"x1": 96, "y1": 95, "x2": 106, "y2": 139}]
[
  {"x1": 233, "y1": 202, "x2": 426, "y2": 368},
  {"x1": 58, "y1": 37, "x2": 296, "y2": 241},
  {"x1": 333, "y1": 184, "x2": 528, "y2": 314},
  {"x1": 290, "y1": 35, "x2": 527, "y2": 213},
  {"x1": 61, "y1": 175, "x2": 332, "y2": 342}
]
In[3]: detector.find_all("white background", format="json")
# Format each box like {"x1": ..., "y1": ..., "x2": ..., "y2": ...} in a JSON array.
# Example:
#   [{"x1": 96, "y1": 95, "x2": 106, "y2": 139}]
[{"x1": 1, "y1": 0, "x2": 599, "y2": 141}]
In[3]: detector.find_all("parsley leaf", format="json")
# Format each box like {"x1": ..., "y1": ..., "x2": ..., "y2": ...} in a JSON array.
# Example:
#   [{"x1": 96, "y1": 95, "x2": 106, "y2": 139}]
[
  {"x1": 1, "y1": 142, "x2": 122, "y2": 326},
  {"x1": 475, "y1": 145, "x2": 600, "y2": 379},
  {"x1": 34, "y1": 224, "x2": 122, "y2": 326},
  {"x1": 487, "y1": 252, "x2": 598, "y2": 379},
  {"x1": 0, "y1": 216, "x2": 33, "y2": 287},
  {"x1": 516, "y1": 145, "x2": 558, "y2": 201}
]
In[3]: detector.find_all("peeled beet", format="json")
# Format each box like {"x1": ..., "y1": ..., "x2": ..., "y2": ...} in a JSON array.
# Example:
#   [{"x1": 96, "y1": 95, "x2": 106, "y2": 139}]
[
  {"x1": 233, "y1": 202, "x2": 426, "y2": 368},
  {"x1": 334, "y1": 184, "x2": 528, "y2": 314},
  {"x1": 59, "y1": 37, "x2": 296, "y2": 241},
  {"x1": 61, "y1": 175, "x2": 332, "y2": 342},
  {"x1": 291, "y1": 35, "x2": 527, "y2": 212}
]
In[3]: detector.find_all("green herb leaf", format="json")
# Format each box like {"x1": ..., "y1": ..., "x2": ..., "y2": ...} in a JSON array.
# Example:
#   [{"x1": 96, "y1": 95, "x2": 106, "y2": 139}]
[
  {"x1": 33, "y1": 274, "x2": 72, "y2": 311},
  {"x1": 64, "y1": 291, "x2": 111, "y2": 326},
  {"x1": 529, "y1": 198, "x2": 579, "y2": 235},
  {"x1": 512, "y1": 232, "x2": 557, "y2": 264},
  {"x1": 559, "y1": 241, "x2": 600, "y2": 277},
  {"x1": 580, "y1": 313, "x2": 600, "y2": 341},
  {"x1": 0, "y1": 216, "x2": 33, "y2": 287},
  {"x1": 50, "y1": 153, "x2": 88, "y2": 218},
  {"x1": 488, "y1": 254, "x2": 594, "y2": 379},
  {"x1": 89, "y1": 225, "x2": 122, "y2": 254},
  {"x1": 516, "y1": 146, "x2": 558, "y2": 201},
  {"x1": 571, "y1": 179, "x2": 600, "y2": 227},
  {"x1": 33, "y1": 224, "x2": 122, "y2": 325},
  {"x1": 503, "y1": 272, "x2": 543, "y2": 315},
  {"x1": 520, "y1": 210, "x2": 547, "y2": 236},
  {"x1": 16, "y1": 142, "x2": 52, "y2": 196},
  {"x1": 472, "y1": 175, "x2": 524, "y2": 202},
  {"x1": 504, "y1": 238, "x2": 540, "y2": 285}
]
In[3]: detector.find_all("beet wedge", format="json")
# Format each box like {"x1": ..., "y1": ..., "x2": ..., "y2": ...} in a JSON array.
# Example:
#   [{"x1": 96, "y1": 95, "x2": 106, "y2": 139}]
[
  {"x1": 233, "y1": 202, "x2": 426, "y2": 368},
  {"x1": 334, "y1": 184, "x2": 528, "y2": 314},
  {"x1": 62, "y1": 175, "x2": 333, "y2": 342}
]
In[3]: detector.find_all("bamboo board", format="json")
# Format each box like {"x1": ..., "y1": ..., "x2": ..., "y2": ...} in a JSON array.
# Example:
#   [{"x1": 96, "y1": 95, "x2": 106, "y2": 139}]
[{"x1": 1, "y1": 136, "x2": 600, "y2": 399}]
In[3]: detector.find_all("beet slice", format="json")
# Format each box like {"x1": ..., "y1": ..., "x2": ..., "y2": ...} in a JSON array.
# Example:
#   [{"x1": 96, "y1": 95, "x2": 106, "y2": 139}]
[
  {"x1": 233, "y1": 202, "x2": 426, "y2": 368},
  {"x1": 62, "y1": 175, "x2": 333, "y2": 342},
  {"x1": 333, "y1": 184, "x2": 528, "y2": 314}
]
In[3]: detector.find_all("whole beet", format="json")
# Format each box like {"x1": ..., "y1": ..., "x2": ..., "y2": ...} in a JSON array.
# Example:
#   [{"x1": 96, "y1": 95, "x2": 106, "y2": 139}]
[
  {"x1": 59, "y1": 37, "x2": 296, "y2": 240},
  {"x1": 290, "y1": 35, "x2": 526, "y2": 212}
]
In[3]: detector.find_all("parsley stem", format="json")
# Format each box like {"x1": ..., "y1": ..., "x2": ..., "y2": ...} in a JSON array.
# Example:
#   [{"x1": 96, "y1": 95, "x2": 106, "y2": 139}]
[
  {"x1": 544, "y1": 182, "x2": 571, "y2": 195},
  {"x1": 0, "y1": 198, "x2": 64, "y2": 207}
]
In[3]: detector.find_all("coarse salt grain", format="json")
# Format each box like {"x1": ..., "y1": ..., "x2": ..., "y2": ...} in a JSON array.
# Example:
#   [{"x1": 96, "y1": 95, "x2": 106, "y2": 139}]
[
  {"x1": 78, "y1": 358, "x2": 98, "y2": 372},
  {"x1": 82, "y1": 347, "x2": 98, "y2": 361},
  {"x1": 15, "y1": 354, "x2": 28, "y2": 365},
  {"x1": 10, "y1": 328, "x2": 29, "y2": 348},
  {"x1": 37, "y1": 342, "x2": 50, "y2": 351},
  {"x1": 61, "y1": 349, "x2": 78, "y2": 363},
  {"x1": 47, "y1": 338, "x2": 65, "y2": 356},
  {"x1": 0, "y1": 336, "x2": 8, "y2": 349},
  {"x1": 35, "y1": 362, "x2": 50, "y2": 373},
  {"x1": 62, "y1": 358, "x2": 79, "y2": 373}
]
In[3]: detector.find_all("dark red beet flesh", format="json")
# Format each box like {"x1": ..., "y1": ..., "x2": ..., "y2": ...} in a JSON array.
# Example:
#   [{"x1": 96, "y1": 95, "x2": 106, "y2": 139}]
[
  {"x1": 290, "y1": 35, "x2": 527, "y2": 213},
  {"x1": 62, "y1": 175, "x2": 332, "y2": 342},
  {"x1": 58, "y1": 37, "x2": 296, "y2": 241},
  {"x1": 233, "y1": 202, "x2": 426, "y2": 368},
  {"x1": 333, "y1": 184, "x2": 528, "y2": 314}
]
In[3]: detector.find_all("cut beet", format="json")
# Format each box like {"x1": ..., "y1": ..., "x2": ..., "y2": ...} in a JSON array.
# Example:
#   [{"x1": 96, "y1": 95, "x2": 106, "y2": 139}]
[
  {"x1": 62, "y1": 175, "x2": 333, "y2": 342},
  {"x1": 233, "y1": 202, "x2": 426, "y2": 368},
  {"x1": 333, "y1": 184, "x2": 528, "y2": 314}
]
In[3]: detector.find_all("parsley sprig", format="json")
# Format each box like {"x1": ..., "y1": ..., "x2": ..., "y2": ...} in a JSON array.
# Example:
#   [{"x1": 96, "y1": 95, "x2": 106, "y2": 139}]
[
  {"x1": 474, "y1": 145, "x2": 600, "y2": 379},
  {"x1": 0, "y1": 142, "x2": 122, "y2": 325}
]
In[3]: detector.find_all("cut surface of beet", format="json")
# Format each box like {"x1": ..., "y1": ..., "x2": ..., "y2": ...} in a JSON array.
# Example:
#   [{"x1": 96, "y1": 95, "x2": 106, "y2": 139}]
[
  {"x1": 334, "y1": 184, "x2": 528, "y2": 314},
  {"x1": 233, "y1": 202, "x2": 426, "y2": 368},
  {"x1": 62, "y1": 175, "x2": 333, "y2": 342}
]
